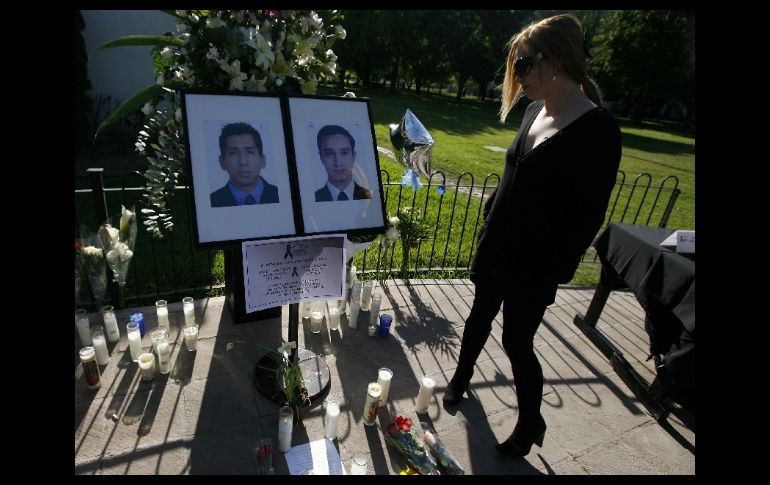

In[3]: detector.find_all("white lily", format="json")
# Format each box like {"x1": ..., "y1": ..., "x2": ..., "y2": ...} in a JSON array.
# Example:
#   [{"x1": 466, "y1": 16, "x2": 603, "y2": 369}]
[{"x1": 277, "y1": 341, "x2": 297, "y2": 356}]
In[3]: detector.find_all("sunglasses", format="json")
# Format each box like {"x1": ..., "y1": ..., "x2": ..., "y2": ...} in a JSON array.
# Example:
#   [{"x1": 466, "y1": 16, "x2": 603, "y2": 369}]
[{"x1": 514, "y1": 52, "x2": 544, "y2": 77}]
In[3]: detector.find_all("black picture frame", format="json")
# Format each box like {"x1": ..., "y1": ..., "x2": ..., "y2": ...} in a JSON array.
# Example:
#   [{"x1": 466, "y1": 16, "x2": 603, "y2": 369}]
[
  {"x1": 286, "y1": 95, "x2": 387, "y2": 237},
  {"x1": 181, "y1": 91, "x2": 299, "y2": 248}
]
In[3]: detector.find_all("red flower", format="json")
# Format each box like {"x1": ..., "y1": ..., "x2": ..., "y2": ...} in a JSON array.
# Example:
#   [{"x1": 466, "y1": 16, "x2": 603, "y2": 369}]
[
  {"x1": 388, "y1": 422, "x2": 400, "y2": 438},
  {"x1": 394, "y1": 415, "x2": 413, "y2": 432},
  {"x1": 74, "y1": 241, "x2": 82, "y2": 252}
]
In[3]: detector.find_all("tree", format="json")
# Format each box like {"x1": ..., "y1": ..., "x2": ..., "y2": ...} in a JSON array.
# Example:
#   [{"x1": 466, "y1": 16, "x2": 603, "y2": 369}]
[{"x1": 589, "y1": 10, "x2": 695, "y2": 123}]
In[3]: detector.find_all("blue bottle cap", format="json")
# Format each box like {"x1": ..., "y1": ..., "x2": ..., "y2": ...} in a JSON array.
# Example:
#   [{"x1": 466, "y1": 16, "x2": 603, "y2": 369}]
[{"x1": 130, "y1": 312, "x2": 145, "y2": 336}]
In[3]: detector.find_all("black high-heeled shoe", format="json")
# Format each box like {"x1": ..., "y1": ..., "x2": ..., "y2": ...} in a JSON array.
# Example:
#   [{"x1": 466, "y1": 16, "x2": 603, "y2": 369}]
[
  {"x1": 442, "y1": 380, "x2": 468, "y2": 406},
  {"x1": 495, "y1": 419, "x2": 546, "y2": 457}
]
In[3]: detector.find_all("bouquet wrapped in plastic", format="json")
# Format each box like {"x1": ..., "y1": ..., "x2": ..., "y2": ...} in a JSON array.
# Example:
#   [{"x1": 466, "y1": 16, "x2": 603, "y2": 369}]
[
  {"x1": 422, "y1": 430, "x2": 465, "y2": 475},
  {"x1": 384, "y1": 416, "x2": 439, "y2": 475}
]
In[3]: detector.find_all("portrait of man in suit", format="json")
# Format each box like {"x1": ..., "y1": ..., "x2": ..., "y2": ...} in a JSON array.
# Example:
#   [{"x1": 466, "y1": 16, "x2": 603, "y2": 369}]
[
  {"x1": 314, "y1": 124, "x2": 372, "y2": 202},
  {"x1": 210, "y1": 122, "x2": 279, "y2": 207}
]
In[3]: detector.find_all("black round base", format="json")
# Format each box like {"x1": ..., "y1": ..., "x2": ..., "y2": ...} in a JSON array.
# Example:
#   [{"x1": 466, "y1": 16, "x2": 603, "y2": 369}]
[{"x1": 254, "y1": 348, "x2": 331, "y2": 406}]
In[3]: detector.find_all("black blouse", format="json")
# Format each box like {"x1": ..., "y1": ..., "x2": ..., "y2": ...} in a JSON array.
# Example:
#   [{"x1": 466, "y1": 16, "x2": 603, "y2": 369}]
[{"x1": 470, "y1": 100, "x2": 622, "y2": 284}]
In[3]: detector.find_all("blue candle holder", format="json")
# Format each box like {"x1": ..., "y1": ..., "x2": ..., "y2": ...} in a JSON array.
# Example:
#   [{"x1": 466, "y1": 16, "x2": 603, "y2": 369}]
[
  {"x1": 130, "y1": 312, "x2": 146, "y2": 337},
  {"x1": 378, "y1": 314, "x2": 393, "y2": 338}
]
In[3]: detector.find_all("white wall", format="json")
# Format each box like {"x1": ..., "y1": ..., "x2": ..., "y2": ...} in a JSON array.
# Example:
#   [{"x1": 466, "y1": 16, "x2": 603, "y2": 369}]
[{"x1": 81, "y1": 10, "x2": 177, "y2": 104}]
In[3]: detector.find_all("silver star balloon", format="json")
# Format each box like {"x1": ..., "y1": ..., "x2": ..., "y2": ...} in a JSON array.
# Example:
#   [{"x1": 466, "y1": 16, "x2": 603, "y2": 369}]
[{"x1": 390, "y1": 109, "x2": 434, "y2": 184}]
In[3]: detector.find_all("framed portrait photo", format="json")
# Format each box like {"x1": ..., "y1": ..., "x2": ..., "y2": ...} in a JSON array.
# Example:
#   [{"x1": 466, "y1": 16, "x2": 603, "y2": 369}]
[
  {"x1": 287, "y1": 95, "x2": 387, "y2": 236},
  {"x1": 181, "y1": 91, "x2": 298, "y2": 247}
]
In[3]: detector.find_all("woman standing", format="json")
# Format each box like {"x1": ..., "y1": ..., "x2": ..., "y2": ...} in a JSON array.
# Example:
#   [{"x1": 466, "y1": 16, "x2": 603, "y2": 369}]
[{"x1": 443, "y1": 14, "x2": 621, "y2": 457}]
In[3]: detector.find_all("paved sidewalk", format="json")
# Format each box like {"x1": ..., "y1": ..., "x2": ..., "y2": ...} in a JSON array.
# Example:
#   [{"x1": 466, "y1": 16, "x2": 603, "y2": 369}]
[{"x1": 74, "y1": 279, "x2": 695, "y2": 475}]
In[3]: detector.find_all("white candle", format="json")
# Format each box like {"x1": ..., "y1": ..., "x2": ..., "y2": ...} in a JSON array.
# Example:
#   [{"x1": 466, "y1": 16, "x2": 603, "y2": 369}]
[
  {"x1": 155, "y1": 299, "x2": 170, "y2": 330},
  {"x1": 347, "y1": 265, "x2": 357, "y2": 289},
  {"x1": 328, "y1": 306, "x2": 341, "y2": 331},
  {"x1": 348, "y1": 302, "x2": 360, "y2": 329},
  {"x1": 183, "y1": 296, "x2": 195, "y2": 325},
  {"x1": 377, "y1": 368, "x2": 393, "y2": 407},
  {"x1": 369, "y1": 293, "x2": 382, "y2": 326},
  {"x1": 414, "y1": 376, "x2": 436, "y2": 413},
  {"x1": 156, "y1": 338, "x2": 171, "y2": 374},
  {"x1": 278, "y1": 406, "x2": 293, "y2": 452},
  {"x1": 310, "y1": 311, "x2": 323, "y2": 334},
  {"x1": 90, "y1": 326, "x2": 109, "y2": 366},
  {"x1": 183, "y1": 324, "x2": 199, "y2": 351},
  {"x1": 127, "y1": 322, "x2": 142, "y2": 362},
  {"x1": 350, "y1": 282, "x2": 362, "y2": 307},
  {"x1": 324, "y1": 401, "x2": 340, "y2": 440},
  {"x1": 360, "y1": 281, "x2": 374, "y2": 311},
  {"x1": 101, "y1": 305, "x2": 120, "y2": 343},
  {"x1": 137, "y1": 352, "x2": 156, "y2": 380},
  {"x1": 75, "y1": 309, "x2": 92, "y2": 346}
]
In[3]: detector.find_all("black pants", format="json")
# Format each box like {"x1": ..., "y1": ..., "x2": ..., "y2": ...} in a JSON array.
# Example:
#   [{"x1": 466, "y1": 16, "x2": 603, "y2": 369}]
[{"x1": 452, "y1": 277, "x2": 558, "y2": 424}]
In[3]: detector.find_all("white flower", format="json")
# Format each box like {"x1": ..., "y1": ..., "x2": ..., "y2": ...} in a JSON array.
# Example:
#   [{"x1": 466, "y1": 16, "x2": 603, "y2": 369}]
[
  {"x1": 83, "y1": 246, "x2": 103, "y2": 258},
  {"x1": 206, "y1": 47, "x2": 220, "y2": 61},
  {"x1": 386, "y1": 227, "x2": 401, "y2": 241},
  {"x1": 141, "y1": 102, "x2": 154, "y2": 115},
  {"x1": 160, "y1": 47, "x2": 174, "y2": 60},
  {"x1": 277, "y1": 341, "x2": 297, "y2": 355},
  {"x1": 244, "y1": 74, "x2": 267, "y2": 93},
  {"x1": 335, "y1": 25, "x2": 347, "y2": 39},
  {"x1": 156, "y1": 73, "x2": 165, "y2": 86},
  {"x1": 389, "y1": 216, "x2": 400, "y2": 227},
  {"x1": 104, "y1": 225, "x2": 119, "y2": 246},
  {"x1": 176, "y1": 22, "x2": 188, "y2": 33},
  {"x1": 206, "y1": 16, "x2": 226, "y2": 29}
]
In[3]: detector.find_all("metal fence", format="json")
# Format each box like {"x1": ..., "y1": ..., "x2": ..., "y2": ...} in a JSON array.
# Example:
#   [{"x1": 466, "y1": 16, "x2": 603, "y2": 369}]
[{"x1": 74, "y1": 168, "x2": 679, "y2": 309}]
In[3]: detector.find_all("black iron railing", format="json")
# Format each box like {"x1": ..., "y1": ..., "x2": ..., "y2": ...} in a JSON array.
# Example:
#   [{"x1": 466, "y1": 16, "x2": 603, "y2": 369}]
[{"x1": 74, "y1": 169, "x2": 679, "y2": 309}]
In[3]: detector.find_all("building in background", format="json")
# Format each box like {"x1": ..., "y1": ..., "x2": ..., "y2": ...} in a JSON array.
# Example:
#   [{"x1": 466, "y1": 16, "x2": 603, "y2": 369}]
[{"x1": 81, "y1": 10, "x2": 176, "y2": 104}]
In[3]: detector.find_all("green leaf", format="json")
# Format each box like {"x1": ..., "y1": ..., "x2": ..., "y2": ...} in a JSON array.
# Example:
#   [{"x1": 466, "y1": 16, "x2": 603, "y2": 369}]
[
  {"x1": 95, "y1": 35, "x2": 184, "y2": 51},
  {"x1": 94, "y1": 84, "x2": 163, "y2": 142}
]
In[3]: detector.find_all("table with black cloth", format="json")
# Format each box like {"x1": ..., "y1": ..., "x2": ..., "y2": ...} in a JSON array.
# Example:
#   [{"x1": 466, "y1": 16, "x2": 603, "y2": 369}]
[{"x1": 573, "y1": 223, "x2": 695, "y2": 421}]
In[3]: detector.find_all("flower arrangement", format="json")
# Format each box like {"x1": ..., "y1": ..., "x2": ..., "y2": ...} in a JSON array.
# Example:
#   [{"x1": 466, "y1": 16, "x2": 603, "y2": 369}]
[
  {"x1": 75, "y1": 238, "x2": 108, "y2": 308},
  {"x1": 256, "y1": 340, "x2": 311, "y2": 417},
  {"x1": 254, "y1": 437, "x2": 274, "y2": 475},
  {"x1": 97, "y1": 205, "x2": 137, "y2": 308},
  {"x1": 385, "y1": 207, "x2": 433, "y2": 279},
  {"x1": 95, "y1": 10, "x2": 346, "y2": 238},
  {"x1": 385, "y1": 415, "x2": 439, "y2": 475}
]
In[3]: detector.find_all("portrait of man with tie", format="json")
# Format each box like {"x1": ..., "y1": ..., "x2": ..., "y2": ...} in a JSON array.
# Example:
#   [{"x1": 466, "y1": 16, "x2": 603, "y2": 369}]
[
  {"x1": 210, "y1": 122, "x2": 280, "y2": 207},
  {"x1": 314, "y1": 124, "x2": 372, "y2": 202}
]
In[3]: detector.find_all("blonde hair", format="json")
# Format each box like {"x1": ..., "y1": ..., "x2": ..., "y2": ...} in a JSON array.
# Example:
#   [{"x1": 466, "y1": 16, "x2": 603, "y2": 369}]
[{"x1": 498, "y1": 13, "x2": 603, "y2": 123}]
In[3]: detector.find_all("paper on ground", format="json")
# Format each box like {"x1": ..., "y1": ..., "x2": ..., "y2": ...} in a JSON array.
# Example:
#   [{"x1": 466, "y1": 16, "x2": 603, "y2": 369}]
[{"x1": 284, "y1": 438, "x2": 347, "y2": 475}]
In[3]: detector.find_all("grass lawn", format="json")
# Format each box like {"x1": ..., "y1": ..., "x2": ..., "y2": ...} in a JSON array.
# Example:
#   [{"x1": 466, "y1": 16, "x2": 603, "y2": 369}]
[{"x1": 75, "y1": 84, "x2": 695, "y2": 307}]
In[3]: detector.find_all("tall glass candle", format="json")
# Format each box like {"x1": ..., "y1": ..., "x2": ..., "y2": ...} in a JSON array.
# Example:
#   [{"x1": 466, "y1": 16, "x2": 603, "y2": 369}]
[
  {"x1": 350, "y1": 281, "x2": 362, "y2": 307},
  {"x1": 301, "y1": 301, "x2": 312, "y2": 320},
  {"x1": 137, "y1": 352, "x2": 156, "y2": 381},
  {"x1": 100, "y1": 305, "x2": 120, "y2": 342},
  {"x1": 360, "y1": 281, "x2": 374, "y2": 311},
  {"x1": 369, "y1": 293, "x2": 382, "y2": 326},
  {"x1": 324, "y1": 400, "x2": 340, "y2": 440},
  {"x1": 126, "y1": 321, "x2": 142, "y2": 362},
  {"x1": 310, "y1": 311, "x2": 323, "y2": 334},
  {"x1": 75, "y1": 309, "x2": 92, "y2": 346},
  {"x1": 414, "y1": 376, "x2": 436, "y2": 413},
  {"x1": 182, "y1": 296, "x2": 195, "y2": 325},
  {"x1": 328, "y1": 305, "x2": 341, "y2": 331},
  {"x1": 362, "y1": 382, "x2": 382, "y2": 426},
  {"x1": 347, "y1": 265, "x2": 357, "y2": 289},
  {"x1": 348, "y1": 302, "x2": 360, "y2": 329},
  {"x1": 278, "y1": 406, "x2": 293, "y2": 452},
  {"x1": 156, "y1": 335, "x2": 171, "y2": 374},
  {"x1": 183, "y1": 324, "x2": 199, "y2": 351},
  {"x1": 79, "y1": 346, "x2": 101, "y2": 390},
  {"x1": 90, "y1": 325, "x2": 109, "y2": 366},
  {"x1": 155, "y1": 299, "x2": 170, "y2": 330},
  {"x1": 377, "y1": 367, "x2": 393, "y2": 407},
  {"x1": 150, "y1": 327, "x2": 169, "y2": 353}
]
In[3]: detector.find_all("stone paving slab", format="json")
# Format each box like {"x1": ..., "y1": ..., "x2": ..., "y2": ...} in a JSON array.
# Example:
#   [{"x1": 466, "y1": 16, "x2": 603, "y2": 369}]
[{"x1": 75, "y1": 280, "x2": 694, "y2": 475}]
